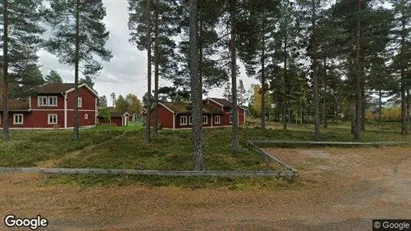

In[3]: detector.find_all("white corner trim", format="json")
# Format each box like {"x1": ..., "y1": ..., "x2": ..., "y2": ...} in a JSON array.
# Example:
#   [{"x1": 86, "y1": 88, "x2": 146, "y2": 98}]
[
  {"x1": 65, "y1": 83, "x2": 98, "y2": 97},
  {"x1": 158, "y1": 102, "x2": 175, "y2": 114}
]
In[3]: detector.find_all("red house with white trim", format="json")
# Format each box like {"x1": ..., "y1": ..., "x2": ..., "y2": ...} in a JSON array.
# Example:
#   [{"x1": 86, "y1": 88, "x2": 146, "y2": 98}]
[
  {"x1": 0, "y1": 83, "x2": 98, "y2": 129},
  {"x1": 145, "y1": 98, "x2": 246, "y2": 129}
]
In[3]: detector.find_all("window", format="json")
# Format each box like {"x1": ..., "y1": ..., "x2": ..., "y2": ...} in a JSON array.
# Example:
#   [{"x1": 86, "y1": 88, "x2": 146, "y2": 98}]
[
  {"x1": 180, "y1": 116, "x2": 187, "y2": 125},
  {"x1": 188, "y1": 116, "x2": 192, "y2": 125},
  {"x1": 203, "y1": 115, "x2": 208, "y2": 125},
  {"x1": 48, "y1": 114, "x2": 58, "y2": 125},
  {"x1": 214, "y1": 115, "x2": 221, "y2": 124},
  {"x1": 77, "y1": 98, "x2": 83, "y2": 108},
  {"x1": 48, "y1": 96, "x2": 57, "y2": 106},
  {"x1": 84, "y1": 114, "x2": 89, "y2": 120},
  {"x1": 38, "y1": 96, "x2": 48, "y2": 106},
  {"x1": 13, "y1": 114, "x2": 23, "y2": 125},
  {"x1": 229, "y1": 115, "x2": 233, "y2": 124},
  {"x1": 38, "y1": 96, "x2": 57, "y2": 107}
]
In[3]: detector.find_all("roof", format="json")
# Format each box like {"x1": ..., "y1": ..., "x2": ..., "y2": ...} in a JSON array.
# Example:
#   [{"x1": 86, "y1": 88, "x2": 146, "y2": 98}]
[
  {"x1": 0, "y1": 99, "x2": 30, "y2": 112},
  {"x1": 34, "y1": 83, "x2": 98, "y2": 96},
  {"x1": 208, "y1": 98, "x2": 248, "y2": 110},
  {"x1": 35, "y1": 83, "x2": 77, "y2": 94},
  {"x1": 209, "y1": 98, "x2": 233, "y2": 107},
  {"x1": 160, "y1": 101, "x2": 223, "y2": 114}
]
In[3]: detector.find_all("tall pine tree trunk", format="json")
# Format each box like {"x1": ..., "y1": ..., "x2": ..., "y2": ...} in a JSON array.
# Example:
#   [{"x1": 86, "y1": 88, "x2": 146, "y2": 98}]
[
  {"x1": 354, "y1": 0, "x2": 361, "y2": 141},
  {"x1": 73, "y1": 0, "x2": 80, "y2": 140},
  {"x1": 400, "y1": 7, "x2": 407, "y2": 135},
  {"x1": 378, "y1": 89, "x2": 382, "y2": 122},
  {"x1": 406, "y1": 90, "x2": 410, "y2": 131},
  {"x1": 189, "y1": 0, "x2": 204, "y2": 170},
  {"x1": 2, "y1": 0, "x2": 10, "y2": 141},
  {"x1": 283, "y1": 18, "x2": 288, "y2": 131},
  {"x1": 261, "y1": 13, "x2": 266, "y2": 130},
  {"x1": 312, "y1": 0, "x2": 320, "y2": 139},
  {"x1": 230, "y1": 0, "x2": 238, "y2": 151},
  {"x1": 153, "y1": 0, "x2": 159, "y2": 135},
  {"x1": 323, "y1": 57, "x2": 327, "y2": 128},
  {"x1": 145, "y1": 0, "x2": 152, "y2": 144},
  {"x1": 361, "y1": 65, "x2": 365, "y2": 131}
]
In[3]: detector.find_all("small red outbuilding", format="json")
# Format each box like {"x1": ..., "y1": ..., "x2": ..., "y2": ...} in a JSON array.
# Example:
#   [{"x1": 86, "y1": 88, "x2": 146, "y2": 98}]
[{"x1": 97, "y1": 112, "x2": 130, "y2": 126}]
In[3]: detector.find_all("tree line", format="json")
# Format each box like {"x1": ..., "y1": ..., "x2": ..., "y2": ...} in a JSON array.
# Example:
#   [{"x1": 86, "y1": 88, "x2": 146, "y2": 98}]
[
  {"x1": 1, "y1": 0, "x2": 111, "y2": 140},
  {"x1": 131, "y1": 0, "x2": 410, "y2": 169}
]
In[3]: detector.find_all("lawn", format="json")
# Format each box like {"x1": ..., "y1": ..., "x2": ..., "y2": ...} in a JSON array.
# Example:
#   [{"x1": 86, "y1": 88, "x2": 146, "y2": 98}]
[
  {"x1": 1, "y1": 120, "x2": 411, "y2": 187},
  {"x1": 0, "y1": 127, "x2": 126, "y2": 167}
]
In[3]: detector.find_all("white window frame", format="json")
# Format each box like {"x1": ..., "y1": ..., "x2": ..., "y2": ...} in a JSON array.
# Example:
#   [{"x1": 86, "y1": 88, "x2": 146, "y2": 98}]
[
  {"x1": 215, "y1": 115, "x2": 221, "y2": 124},
  {"x1": 13, "y1": 114, "x2": 24, "y2": 125},
  {"x1": 84, "y1": 114, "x2": 89, "y2": 120},
  {"x1": 38, "y1": 96, "x2": 48, "y2": 107},
  {"x1": 48, "y1": 114, "x2": 58, "y2": 125},
  {"x1": 188, "y1": 116, "x2": 192, "y2": 125},
  {"x1": 180, "y1": 115, "x2": 187, "y2": 125},
  {"x1": 203, "y1": 115, "x2": 208, "y2": 125},
  {"x1": 48, "y1": 96, "x2": 58, "y2": 106},
  {"x1": 77, "y1": 98, "x2": 83, "y2": 108},
  {"x1": 229, "y1": 115, "x2": 233, "y2": 124}
]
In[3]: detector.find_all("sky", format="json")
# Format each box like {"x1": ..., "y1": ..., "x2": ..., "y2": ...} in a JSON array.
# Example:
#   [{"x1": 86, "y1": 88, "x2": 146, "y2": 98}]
[{"x1": 37, "y1": 0, "x2": 258, "y2": 106}]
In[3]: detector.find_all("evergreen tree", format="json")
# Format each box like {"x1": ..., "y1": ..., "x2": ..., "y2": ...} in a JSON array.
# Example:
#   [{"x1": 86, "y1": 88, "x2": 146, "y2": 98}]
[
  {"x1": 110, "y1": 92, "x2": 116, "y2": 107},
  {"x1": 0, "y1": 0, "x2": 45, "y2": 140},
  {"x1": 45, "y1": 70, "x2": 63, "y2": 83},
  {"x1": 238, "y1": 79, "x2": 247, "y2": 106},
  {"x1": 189, "y1": 0, "x2": 205, "y2": 170},
  {"x1": 44, "y1": 0, "x2": 112, "y2": 140},
  {"x1": 237, "y1": 0, "x2": 279, "y2": 130},
  {"x1": 389, "y1": 0, "x2": 411, "y2": 134},
  {"x1": 98, "y1": 95, "x2": 107, "y2": 108},
  {"x1": 223, "y1": 81, "x2": 232, "y2": 101}
]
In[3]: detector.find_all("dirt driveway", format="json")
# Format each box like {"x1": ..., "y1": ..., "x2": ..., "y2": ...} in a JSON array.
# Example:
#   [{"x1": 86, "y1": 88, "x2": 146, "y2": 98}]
[{"x1": 0, "y1": 147, "x2": 410, "y2": 230}]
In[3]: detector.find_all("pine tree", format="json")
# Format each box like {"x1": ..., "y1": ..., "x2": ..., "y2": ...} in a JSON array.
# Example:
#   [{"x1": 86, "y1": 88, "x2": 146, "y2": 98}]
[
  {"x1": 1, "y1": 0, "x2": 45, "y2": 140},
  {"x1": 189, "y1": 0, "x2": 205, "y2": 170},
  {"x1": 237, "y1": 0, "x2": 279, "y2": 130},
  {"x1": 389, "y1": 0, "x2": 411, "y2": 134},
  {"x1": 98, "y1": 95, "x2": 107, "y2": 108},
  {"x1": 110, "y1": 92, "x2": 116, "y2": 107},
  {"x1": 45, "y1": 70, "x2": 63, "y2": 83},
  {"x1": 45, "y1": 0, "x2": 112, "y2": 140},
  {"x1": 238, "y1": 79, "x2": 246, "y2": 106},
  {"x1": 223, "y1": 81, "x2": 232, "y2": 101}
]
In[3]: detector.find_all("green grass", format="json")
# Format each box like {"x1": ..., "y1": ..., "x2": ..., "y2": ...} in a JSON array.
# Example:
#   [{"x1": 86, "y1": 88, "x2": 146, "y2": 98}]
[
  {"x1": 0, "y1": 129, "x2": 125, "y2": 167},
  {"x1": 2, "y1": 120, "x2": 411, "y2": 188},
  {"x1": 58, "y1": 128, "x2": 277, "y2": 171}
]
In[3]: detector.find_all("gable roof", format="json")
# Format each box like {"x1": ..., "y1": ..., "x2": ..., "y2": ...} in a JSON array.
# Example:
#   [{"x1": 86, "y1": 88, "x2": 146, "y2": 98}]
[
  {"x1": 34, "y1": 83, "x2": 98, "y2": 96},
  {"x1": 35, "y1": 83, "x2": 76, "y2": 94},
  {"x1": 208, "y1": 98, "x2": 247, "y2": 110},
  {"x1": 209, "y1": 98, "x2": 232, "y2": 107},
  {"x1": 160, "y1": 101, "x2": 223, "y2": 114}
]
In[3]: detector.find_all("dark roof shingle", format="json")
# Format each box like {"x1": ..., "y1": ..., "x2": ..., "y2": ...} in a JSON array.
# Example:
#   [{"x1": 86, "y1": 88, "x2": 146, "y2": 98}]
[
  {"x1": 161, "y1": 101, "x2": 223, "y2": 114},
  {"x1": 209, "y1": 98, "x2": 233, "y2": 107},
  {"x1": 35, "y1": 83, "x2": 76, "y2": 94}
]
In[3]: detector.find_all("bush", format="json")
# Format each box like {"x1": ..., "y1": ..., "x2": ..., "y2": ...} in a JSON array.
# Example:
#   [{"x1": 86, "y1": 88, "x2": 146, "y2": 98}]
[{"x1": 365, "y1": 107, "x2": 401, "y2": 122}]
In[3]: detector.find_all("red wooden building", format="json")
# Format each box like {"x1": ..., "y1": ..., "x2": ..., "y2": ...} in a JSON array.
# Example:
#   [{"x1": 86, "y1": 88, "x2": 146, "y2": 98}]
[
  {"x1": 145, "y1": 98, "x2": 246, "y2": 129},
  {"x1": 97, "y1": 112, "x2": 130, "y2": 126},
  {"x1": 0, "y1": 83, "x2": 98, "y2": 129}
]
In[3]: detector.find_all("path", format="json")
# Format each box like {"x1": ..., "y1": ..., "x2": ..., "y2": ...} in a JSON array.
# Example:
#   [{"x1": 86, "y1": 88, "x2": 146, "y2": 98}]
[{"x1": 36, "y1": 131, "x2": 129, "y2": 168}]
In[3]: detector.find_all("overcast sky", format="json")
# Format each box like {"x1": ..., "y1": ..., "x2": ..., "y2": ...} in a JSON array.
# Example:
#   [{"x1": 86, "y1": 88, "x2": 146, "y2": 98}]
[{"x1": 37, "y1": 0, "x2": 257, "y2": 106}]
